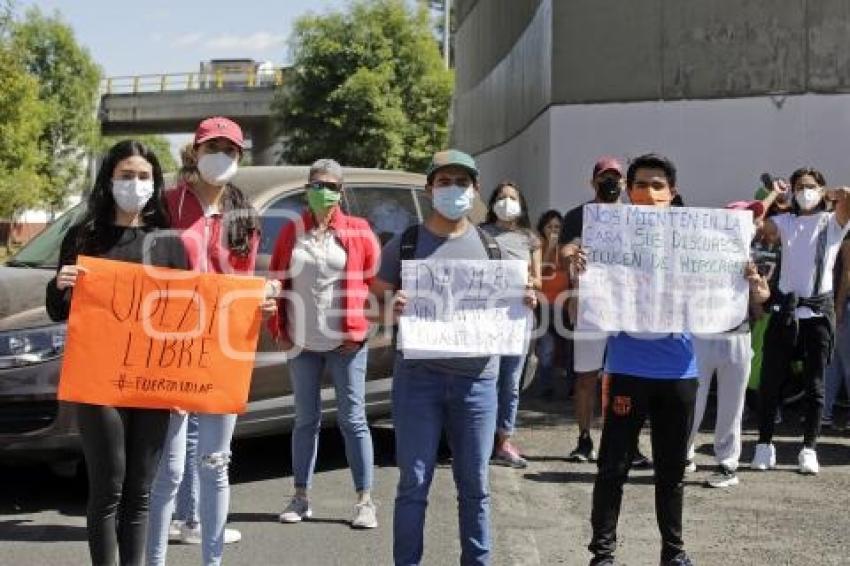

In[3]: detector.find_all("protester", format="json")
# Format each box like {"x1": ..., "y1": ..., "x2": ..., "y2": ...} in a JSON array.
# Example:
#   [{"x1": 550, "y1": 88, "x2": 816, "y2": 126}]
[
  {"x1": 823, "y1": 236, "x2": 850, "y2": 428},
  {"x1": 536, "y1": 210, "x2": 570, "y2": 399},
  {"x1": 158, "y1": 144, "x2": 240, "y2": 548},
  {"x1": 481, "y1": 181, "x2": 541, "y2": 468},
  {"x1": 371, "y1": 149, "x2": 535, "y2": 565},
  {"x1": 146, "y1": 117, "x2": 275, "y2": 566},
  {"x1": 46, "y1": 140, "x2": 188, "y2": 566},
  {"x1": 754, "y1": 167, "x2": 850, "y2": 475},
  {"x1": 267, "y1": 158, "x2": 380, "y2": 529},
  {"x1": 685, "y1": 201, "x2": 771, "y2": 488},
  {"x1": 583, "y1": 153, "x2": 699, "y2": 566}
]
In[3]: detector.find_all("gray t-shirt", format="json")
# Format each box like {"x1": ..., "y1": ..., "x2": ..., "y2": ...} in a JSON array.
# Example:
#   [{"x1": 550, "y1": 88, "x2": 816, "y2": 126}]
[
  {"x1": 378, "y1": 224, "x2": 500, "y2": 377},
  {"x1": 480, "y1": 223, "x2": 540, "y2": 262}
]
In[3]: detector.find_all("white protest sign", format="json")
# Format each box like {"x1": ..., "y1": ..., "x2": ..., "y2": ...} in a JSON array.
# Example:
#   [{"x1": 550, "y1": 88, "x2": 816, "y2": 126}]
[
  {"x1": 398, "y1": 259, "x2": 531, "y2": 358},
  {"x1": 577, "y1": 204, "x2": 755, "y2": 333}
]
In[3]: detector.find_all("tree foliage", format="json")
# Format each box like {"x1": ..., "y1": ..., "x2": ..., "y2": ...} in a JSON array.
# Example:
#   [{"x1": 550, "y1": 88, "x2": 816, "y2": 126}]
[
  {"x1": 12, "y1": 7, "x2": 101, "y2": 211},
  {"x1": 0, "y1": 44, "x2": 46, "y2": 224},
  {"x1": 274, "y1": 0, "x2": 453, "y2": 171}
]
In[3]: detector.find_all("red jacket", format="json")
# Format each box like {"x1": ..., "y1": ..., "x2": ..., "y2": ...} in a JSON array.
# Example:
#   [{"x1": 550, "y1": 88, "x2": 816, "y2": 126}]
[
  {"x1": 165, "y1": 181, "x2": 258, "y2": 275},
  {"x1": 267, "y1": 207, "x2": 380, "y2": 343}
]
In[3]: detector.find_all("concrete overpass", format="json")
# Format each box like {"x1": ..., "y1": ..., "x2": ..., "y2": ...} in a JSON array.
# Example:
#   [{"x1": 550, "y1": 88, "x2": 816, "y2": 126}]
[{"x1": 98, "y1": 68, "x2": 287, "y2": 164}]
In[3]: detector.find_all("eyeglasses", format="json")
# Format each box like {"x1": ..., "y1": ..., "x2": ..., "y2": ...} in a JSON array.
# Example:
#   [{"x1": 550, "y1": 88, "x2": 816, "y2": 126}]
[{"x1": 305, "y1": 181, "x2": 342, "y2": 192}]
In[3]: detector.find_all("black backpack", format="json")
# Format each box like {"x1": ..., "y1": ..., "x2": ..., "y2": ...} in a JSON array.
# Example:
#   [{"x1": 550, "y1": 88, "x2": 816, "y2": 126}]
[{"x1": 398, "y1": 224, "x2": 502, "y2": 261}]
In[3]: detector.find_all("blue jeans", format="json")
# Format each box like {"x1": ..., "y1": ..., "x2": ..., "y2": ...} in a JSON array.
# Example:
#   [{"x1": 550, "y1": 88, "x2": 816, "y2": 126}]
[
  {"x1": 288, "y1": 345, "x2": 373, "y2": 492},
  {"x1": 496, "y1": 355, "x2": 526, "y2": 435},
  {"x1": 392, "y1": 357, "x2": 497, "y2": 566},
  {"x1": 175, "y1": 413, "x2": 199, "y2": 525},
  {"x1": 146, "y1": 412, "x2": 237, "y2": 566},
  {"x1": 825, "y1": 305, "x2": 850, "y2": 420}
]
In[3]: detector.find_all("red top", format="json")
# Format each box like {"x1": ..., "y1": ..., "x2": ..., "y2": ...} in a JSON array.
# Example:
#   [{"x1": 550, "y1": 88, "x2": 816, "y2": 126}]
[
  {"x1": 165, "y1": 181, "x2": 258, "y2": 275},
  {"x1": 266, "y1": 207, "x2": 380, "y2": 343}
]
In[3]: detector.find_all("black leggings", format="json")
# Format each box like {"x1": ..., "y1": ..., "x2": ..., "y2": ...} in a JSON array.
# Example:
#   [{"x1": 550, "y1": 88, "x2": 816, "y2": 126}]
[
  {"x1": 758, "y1": 316, "x2": 830, "y2": 449},
  {"x1": 76, "y1": 403, "x2": 169, "y2": 566}
]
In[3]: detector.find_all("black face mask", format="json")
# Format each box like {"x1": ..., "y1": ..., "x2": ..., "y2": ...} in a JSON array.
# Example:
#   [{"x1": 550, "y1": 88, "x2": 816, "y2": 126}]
[{"x1": 596, "y1": 177, "x2": 621, "y2": 203}]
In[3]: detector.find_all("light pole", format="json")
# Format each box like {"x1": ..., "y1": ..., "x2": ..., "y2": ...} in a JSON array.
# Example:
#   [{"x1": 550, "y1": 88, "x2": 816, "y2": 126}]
[{"x1": 443, "y1": 0, "x2": 451, "y2": 68}]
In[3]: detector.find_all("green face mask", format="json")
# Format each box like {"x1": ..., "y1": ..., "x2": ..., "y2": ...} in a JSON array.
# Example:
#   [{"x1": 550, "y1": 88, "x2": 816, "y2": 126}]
[{"x1": 306, "y1": 187, "x2": 341, "y2": 213}]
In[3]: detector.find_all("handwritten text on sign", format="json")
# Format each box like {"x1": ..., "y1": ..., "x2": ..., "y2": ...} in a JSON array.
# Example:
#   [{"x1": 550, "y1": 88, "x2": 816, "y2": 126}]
[
  {"x1": 58, "y1": 256, "x2": 264, "y2": 413},
  {"x1": 398, "y1": 259, "x2": 531, "y2": 358},
  {"x1": 577, "y1": 205, "x2": 755, "y2": 333}
]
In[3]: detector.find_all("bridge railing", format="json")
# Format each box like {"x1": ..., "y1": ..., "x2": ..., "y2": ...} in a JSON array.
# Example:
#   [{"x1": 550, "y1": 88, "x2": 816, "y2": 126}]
[{"x1": 101, "y1": 68, "x2": 287, "y2": 95}]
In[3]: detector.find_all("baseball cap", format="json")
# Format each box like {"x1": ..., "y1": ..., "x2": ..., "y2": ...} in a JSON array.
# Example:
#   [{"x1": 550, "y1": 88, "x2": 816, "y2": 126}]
[
  {"x1": 425, "y1": 149, "x2": 478, "y2": 181},
  {"x1": 592, "y1": 156, "x2": 624, "y2": 178},
  {"x1": 194, "y1": 116, "x2": 245, "y2": 149},
  {"x1": 725, "y1": 200, "x2": 765, "y2": 218}
]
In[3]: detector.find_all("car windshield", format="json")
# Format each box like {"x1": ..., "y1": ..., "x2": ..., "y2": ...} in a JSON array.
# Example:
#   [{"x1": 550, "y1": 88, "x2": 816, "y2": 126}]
[{"x1": 6, "y1": 203, "x2": 86, "y2": 269}]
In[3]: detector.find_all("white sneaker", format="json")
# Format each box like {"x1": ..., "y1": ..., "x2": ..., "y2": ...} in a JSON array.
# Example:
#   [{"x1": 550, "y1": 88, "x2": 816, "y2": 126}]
[
  {"x1": 750, "y1": 443, "x2": 776, "y2": 471},
  {"x1": 168, "y1": 520, "x2": 184, "y2": 542},
  {"x1": 279, "y1": 496, "x2": 312, "y2": 523},
  {"x1": 179, "y1": 523, "x2": 241, "y2": 545},
  {"x1": 798, "y1": 448, "x2": 820, "y2": 475},
  {"x1": 351, "y1": 501, "x2": 378, "y2": 529},
  {"x1": 179, "y1": 522, "x2": 202, "y2": 545},
  {"x1": 684, "y1": 460, "x2": 697, "y2": 474},
  {"x1": 223, "y1": 527, "x2": 242, "y2": 544}
]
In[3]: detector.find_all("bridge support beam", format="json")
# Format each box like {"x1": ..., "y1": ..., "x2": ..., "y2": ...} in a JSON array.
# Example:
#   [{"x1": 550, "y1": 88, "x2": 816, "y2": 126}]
[{"x1": 248, "y1": 122, "x2": 278, "y2": 165}]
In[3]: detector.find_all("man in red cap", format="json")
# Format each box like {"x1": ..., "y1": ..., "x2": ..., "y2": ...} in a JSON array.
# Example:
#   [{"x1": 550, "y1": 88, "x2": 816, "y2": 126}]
[{"x1": 559, "y1": 157, "x2": 654, "y2": 466}]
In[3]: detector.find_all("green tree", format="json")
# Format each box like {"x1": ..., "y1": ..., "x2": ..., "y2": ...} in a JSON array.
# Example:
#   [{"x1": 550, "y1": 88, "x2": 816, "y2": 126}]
[
  {"x1": 274, "y1": 0, "x2": 453, "y2": 171},
  {"x1": 12, "y1": 8, "x2": 101, "y2": 212},
  {"x1": 99, "y1": 134, "x2": 178, "y2": 173},
  {"x1": 0, "y1": 45, "x2": 47, "y2": 248}
]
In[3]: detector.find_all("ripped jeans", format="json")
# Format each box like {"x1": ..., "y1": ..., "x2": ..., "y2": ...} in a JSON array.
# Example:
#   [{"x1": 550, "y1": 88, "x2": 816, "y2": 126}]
[{"x1": 146, "y1": 412, "x2": 237, "y2": 566}]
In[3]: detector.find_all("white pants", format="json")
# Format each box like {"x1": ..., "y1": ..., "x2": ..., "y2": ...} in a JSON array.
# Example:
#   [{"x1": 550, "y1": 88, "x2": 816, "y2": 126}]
[{"x1": 687, "y1": 332, "x2": 752, "y2": 471}]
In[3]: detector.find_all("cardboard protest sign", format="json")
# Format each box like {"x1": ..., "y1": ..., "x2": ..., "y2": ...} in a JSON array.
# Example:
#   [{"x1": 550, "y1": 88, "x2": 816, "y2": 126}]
[
  {"x1": 58, "y1": 256, "x2": 264, "y2": 414},
  {"x1": 398, "y1": 259, "x2": 532, "y2": 358},
  {"x1": 577, "y1": 205, "x2": 754, "y2": 333}
]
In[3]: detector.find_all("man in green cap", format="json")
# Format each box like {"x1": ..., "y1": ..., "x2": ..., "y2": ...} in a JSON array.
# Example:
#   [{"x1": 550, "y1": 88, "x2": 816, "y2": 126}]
[{"x1": 371, "y1": 149, "x2": 533, "y2": 565}]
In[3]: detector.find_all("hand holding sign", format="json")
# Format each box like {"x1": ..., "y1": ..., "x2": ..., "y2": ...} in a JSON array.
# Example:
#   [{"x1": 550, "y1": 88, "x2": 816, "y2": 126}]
[
  {"x1": 56, "y1": 264, "x2": 90, "y2": 290},
  {"x1": 58, "y1": 256, "x2": 265, "y2": 414}
]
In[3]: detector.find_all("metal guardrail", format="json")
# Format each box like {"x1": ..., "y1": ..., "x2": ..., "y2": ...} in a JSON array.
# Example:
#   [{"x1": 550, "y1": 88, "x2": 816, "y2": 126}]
[{"x1": 101, "y1": 68, "x2": 286, "y2": 95}]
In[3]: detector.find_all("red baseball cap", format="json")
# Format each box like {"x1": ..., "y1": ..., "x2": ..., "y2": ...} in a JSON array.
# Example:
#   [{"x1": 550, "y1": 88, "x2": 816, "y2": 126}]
[
  {"x1": 592, "y1": 156, "x2": 623, "y2": 178},
  {"x1": 194, "y1": 116, "x2": 245, "y2": 148},
  {"x1": 725, "y1": 200, "x2": 765, "y2": 218}
]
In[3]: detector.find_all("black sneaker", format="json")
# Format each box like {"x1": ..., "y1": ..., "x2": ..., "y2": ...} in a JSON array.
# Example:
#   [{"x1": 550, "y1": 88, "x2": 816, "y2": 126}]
[
  {"x1": 569, "y1": 434, "x2": 596, "y2": 462},
  {"x1": 705, "y1": 466, "x2": 739, "y2": 488},
  {"x1": 589, "y1": 555, "x2": 616, "y2": 566},
  {"x1": 660, "y1": 551, "x2": 694, "y2": 565},
  {"x1": 632, "y1": 449, "x2": 653, "y2": 469}
]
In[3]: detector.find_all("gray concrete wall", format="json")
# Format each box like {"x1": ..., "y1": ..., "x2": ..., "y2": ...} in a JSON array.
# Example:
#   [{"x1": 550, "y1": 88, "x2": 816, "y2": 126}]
[{"x1": 453, "y1": 0, "x2": 552, "y2": 154}]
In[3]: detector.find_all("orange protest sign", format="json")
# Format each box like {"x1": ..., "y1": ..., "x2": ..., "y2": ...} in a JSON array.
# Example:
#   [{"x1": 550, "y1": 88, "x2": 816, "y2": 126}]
[{"x1": 58, "y1": 256, "x2": 264, "y2": 414}]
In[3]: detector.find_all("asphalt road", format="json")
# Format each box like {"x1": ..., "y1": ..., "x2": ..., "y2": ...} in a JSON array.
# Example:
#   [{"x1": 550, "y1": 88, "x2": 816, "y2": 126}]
[{"x1": 2, "y1": 386, "x2": 850, "y2": 565}]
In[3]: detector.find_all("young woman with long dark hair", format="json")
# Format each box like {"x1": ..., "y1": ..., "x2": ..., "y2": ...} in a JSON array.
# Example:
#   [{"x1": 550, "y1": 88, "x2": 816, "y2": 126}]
[
  {"x1": 46, "y1": 139, "x2": 188, "y2": 566},
  {"x1": 481, "y1": 181, "x2": 541, "y2": 468}
]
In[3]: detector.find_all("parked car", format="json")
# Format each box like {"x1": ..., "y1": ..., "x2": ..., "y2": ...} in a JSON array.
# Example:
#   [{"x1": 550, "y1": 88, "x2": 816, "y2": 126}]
[{"x1": 0, "y1": 165, "x2": 530, "y2": 472}]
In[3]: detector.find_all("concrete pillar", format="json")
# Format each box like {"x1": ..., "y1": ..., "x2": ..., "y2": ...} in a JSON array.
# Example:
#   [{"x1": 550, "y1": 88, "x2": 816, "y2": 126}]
[{"x1": 249, "y1": 122, "x2": 278, "y2": 165}]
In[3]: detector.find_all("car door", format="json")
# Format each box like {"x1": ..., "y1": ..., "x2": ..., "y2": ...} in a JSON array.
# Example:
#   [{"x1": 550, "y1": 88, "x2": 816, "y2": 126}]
[
  {"x1": 249, "y1": 189, "x2": 305, "y2": 402},
  {"x1": 344, "y1": 184, "x2": 423, "y2": 386}
]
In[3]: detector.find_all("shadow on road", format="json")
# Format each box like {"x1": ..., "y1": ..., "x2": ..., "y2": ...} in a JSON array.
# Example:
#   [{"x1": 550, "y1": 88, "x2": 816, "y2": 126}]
[{"x1": 0, "y1": 519, "x2": 87, "y2": 542}]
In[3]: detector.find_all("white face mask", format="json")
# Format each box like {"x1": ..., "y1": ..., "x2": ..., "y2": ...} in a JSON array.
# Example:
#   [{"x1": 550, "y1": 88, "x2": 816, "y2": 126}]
[
  {"x1": 432, "y1": 185, "x2": 474, "y2": 220},
  {"x1": 493, "y1": 197, "x2": 522, "y2": 222},
  {"x1": 197, "y1": 152, "x2": 238, "y2": 186},
  {"x1": 795, "y1": 188, "x2": 821, "y2": 211},
  {"x1": 112, "y1": 179, "x2": 154, "y2": 214}
]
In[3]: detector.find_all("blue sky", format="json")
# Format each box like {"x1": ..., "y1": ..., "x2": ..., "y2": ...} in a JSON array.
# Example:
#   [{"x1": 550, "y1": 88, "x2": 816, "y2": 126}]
[{"x1": 19, "y1": 0, "x2": 350, "y2": 77}]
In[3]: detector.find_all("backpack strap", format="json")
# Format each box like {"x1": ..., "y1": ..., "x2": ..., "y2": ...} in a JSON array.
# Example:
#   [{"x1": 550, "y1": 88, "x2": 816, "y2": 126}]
[
  {"x1": 399, "y1": 224, "x2": 420, "y2": 262},
  {"x1": 475, "y1": 225, "x2": 502, "y2": 260}
]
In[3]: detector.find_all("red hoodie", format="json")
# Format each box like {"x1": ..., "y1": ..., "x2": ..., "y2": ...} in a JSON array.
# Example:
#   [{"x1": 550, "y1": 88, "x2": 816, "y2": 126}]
[
  {"x1": 266, "y1": 207, "x2": 380, "y2": 343},
  {"x1": 165, "y1": 181, "x2": 258, "y2": 275}
]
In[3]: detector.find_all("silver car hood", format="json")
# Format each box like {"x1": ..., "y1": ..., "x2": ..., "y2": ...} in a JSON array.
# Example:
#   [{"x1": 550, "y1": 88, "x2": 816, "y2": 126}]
[{"x1": 0, "y1": 266, "x2": 56, "y2": 331}]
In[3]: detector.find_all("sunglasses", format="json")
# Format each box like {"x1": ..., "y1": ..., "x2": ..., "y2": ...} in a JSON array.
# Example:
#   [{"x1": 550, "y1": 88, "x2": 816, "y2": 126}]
[{"x1": 305, "y1": 181, "x2": 342, "y2": 192}]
